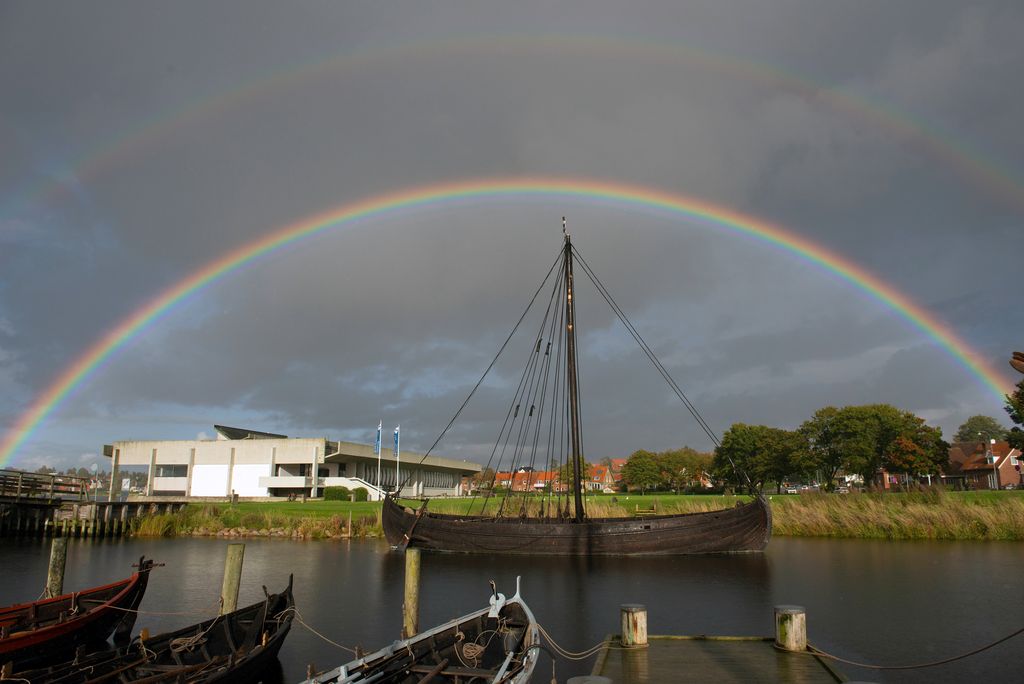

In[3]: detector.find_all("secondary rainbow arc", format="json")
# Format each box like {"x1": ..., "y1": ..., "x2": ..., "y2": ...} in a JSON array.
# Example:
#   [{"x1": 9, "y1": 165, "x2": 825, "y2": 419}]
[
  {"x1": 15, "y1": 35, "x2": 1024, "y2": 216},
  {"x1": 0, "y1": 177, "x2": 1011, "y2": 466}
]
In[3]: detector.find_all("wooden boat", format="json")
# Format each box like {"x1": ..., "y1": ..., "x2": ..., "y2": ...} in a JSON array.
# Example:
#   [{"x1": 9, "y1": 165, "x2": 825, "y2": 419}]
[
  {"x1": 0, "y1": 557, "x2": 155, "y2": 670},
  {"x1": 13, "y1": 576, "x2": 294, "y2": 683},
  {"x1": 383, "y1": 493, "x2": 770, "y2": 555},
  {"x1": 305, "y1": 577, "x2": 539, "y2": 684},
  {"x1": 381, "y1": 230, "x2": 772, "y2": 555}
]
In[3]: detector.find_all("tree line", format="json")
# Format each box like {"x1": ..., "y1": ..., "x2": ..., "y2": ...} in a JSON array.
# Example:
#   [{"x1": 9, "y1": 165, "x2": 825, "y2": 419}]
[{"x1": 618, "y1": 382, "x2": 1024, "y2": 494}]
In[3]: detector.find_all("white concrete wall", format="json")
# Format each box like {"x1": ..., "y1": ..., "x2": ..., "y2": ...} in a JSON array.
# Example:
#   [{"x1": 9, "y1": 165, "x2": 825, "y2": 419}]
[
  {"x1": 190, "y1": 464, "x2": 229, "y2": 496},
  {"x1": 231, "y1": 464, "x2": 271, "y2": 497},
  {"x1": 152, "y1": 476, "x2": 188, "y2": 492}
]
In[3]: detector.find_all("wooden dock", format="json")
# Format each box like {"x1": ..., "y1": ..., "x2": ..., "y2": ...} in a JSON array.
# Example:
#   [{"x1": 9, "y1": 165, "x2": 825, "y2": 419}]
[
  {"x1": 0, "y1": 468, "x2": 186, "y2": 538},
  {"x1": 582, "y1": 604, "x2": 849, "y2": 683},
  {"x1": 590, "y1": 636, "x2": 846, "y2": 683}
]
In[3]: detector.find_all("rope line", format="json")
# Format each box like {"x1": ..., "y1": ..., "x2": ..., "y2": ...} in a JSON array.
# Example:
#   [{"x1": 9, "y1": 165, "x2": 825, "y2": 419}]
[
  {"x1": 395, "y1": 251, "x2": 563, "y2": 498},
  {"x1": 792, "y1": 626, "x2": 1024, "y2": 671},
  {"x1": 101, "y1": 598, "x2": 221, "y2": 617},
  {"x1": 537, "y1": 623, "x2": 633, "y2": 661},
  {"x1": 276, "y1": 607, "x2": 359, "y2": 655}
]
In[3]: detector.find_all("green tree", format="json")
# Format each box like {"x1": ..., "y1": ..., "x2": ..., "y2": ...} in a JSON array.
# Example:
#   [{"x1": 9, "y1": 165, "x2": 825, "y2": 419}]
[
  {"x1": 713, "y1": 424, "x2": 802, "y2": 493},
  {"x1": 658, "y1": 447, "x2": 713, "y2": 491},
  {"x1": 621, "y1": 450, "x2": 662, "y2": 494},
  {"x1": 798, "y1": 407, "x2": 848, "y2": 492},
  {"x1": 1006, "y1": 380, "x2": 1024, "y2": 451},
  {"x1": 954, "y1": 415, "x2": 1008, "y2": 443},
  {"x1": 799, "y1": 404, "x2": 946, "y2": 487},
  {"x1": 471, "y1": 467, "x2": 496, "y2": 491}
]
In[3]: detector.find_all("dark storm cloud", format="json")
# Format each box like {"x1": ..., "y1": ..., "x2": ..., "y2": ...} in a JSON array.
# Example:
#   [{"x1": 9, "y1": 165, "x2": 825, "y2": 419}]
[{"x1": 1, "y1": 1, "x2": 1021, "y2": 467}]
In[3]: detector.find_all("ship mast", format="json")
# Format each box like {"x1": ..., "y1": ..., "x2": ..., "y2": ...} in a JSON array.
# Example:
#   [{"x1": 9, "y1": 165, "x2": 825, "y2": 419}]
[{"x1": 563, "y1": 219, "x2": 586, "y2": 522}]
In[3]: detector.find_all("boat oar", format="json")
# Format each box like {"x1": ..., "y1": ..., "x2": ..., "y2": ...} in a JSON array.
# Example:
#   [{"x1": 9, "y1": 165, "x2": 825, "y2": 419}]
[{"x1": 414, "y1": 658, "x2": 449, "y2": 683}]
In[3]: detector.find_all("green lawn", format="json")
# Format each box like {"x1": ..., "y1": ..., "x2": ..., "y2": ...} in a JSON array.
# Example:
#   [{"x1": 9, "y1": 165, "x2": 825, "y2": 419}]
[{"x1": 134, "y1": 490, "x2": 1024, "y2": 541}]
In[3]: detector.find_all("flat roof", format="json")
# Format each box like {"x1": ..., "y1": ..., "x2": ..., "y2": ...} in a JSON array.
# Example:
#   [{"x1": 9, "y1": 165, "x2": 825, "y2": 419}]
[{"x1": 328, "y1": 440, "x2": 481, "y2": 474}]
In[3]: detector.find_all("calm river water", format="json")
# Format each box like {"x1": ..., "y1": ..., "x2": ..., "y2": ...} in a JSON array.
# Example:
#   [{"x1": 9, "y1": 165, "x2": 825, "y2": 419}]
[{"x1": 1, "y1": 536, "x2": 1021, "y2": 683}]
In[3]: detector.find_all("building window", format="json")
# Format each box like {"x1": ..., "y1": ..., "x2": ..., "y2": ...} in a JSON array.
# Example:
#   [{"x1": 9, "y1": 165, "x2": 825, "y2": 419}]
[
  {"x1": 318, "y1": 467, "x2": 330, "y2": 478},
  {"x1": 155, "y1": 464, "x2": 188, "y2": 478}
]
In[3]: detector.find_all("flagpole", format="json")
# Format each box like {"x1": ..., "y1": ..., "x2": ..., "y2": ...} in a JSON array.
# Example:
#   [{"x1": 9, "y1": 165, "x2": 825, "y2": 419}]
[
  {"x1": 394, "y1": 425, "x2": 401, "y2": 494},
  {"x1": 375, "y1": 420, "x2": 382, "y2": 500}
]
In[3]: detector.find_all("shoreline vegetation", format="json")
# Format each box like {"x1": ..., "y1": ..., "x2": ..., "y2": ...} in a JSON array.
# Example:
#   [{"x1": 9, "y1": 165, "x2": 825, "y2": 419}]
[{"x1": 131, "y1": 489, "x2": 1024, "y2": 542}]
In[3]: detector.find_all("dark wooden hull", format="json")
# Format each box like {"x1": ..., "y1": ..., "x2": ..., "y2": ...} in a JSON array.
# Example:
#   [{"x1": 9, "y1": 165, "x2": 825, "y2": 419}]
[
  {"x1": 15, "y1": 577, "x2": 294, "y2": 683},
  {"x1": 307, "y1": 577, "x2": 538, "y2": 684},
  {"x1": 383, "y1": 495, "x2": 771, "y2": 555},
  {"x1": 0, "y1": 558, "x2": 154, "y2": 669}
]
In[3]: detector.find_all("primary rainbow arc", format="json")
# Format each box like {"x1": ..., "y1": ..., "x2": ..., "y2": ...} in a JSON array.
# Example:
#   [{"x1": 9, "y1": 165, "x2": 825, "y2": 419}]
[{"x1": 0, "y1": 177, "x2": 1010, "y2": 466}]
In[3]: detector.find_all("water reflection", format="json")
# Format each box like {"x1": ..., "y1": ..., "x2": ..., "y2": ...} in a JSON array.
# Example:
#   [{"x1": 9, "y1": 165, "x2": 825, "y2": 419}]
[{"x1": 0, "y1": 537, "x2": 1019, "y2": 683}]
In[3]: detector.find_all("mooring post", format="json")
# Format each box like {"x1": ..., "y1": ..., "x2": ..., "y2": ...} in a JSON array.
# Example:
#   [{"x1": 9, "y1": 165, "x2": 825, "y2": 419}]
[
  {"x1": 774, "y1": 605, "x2": 807, "y2": 651},
  {"x1": 402, "y1": 547, "x2": 421, "y2": 639},
  {"x1": 45, "y1": 537, "x2": 69, "y2": 598},
  {"x1": 620, "y1": 604, "x2": 648, "y2": 648},
  {"x1": 347, "y1": 510, "x2": 353, "y2": 537},
  {"x1": 220, "y1": 543, "x2": 245, "y2": 615}
]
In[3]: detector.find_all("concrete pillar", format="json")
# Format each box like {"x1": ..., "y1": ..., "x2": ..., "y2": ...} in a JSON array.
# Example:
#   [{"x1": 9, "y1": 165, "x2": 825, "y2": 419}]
[
  {"x1": 311, "y1": 446, "x2": 320, "y2": 498},
  {"x1": 774, "y1": 605, "x2": 807, "y2": 651},
  {"x1": 226, "y1": 448, "x2": 236, "y2": 498},
  {"x1": 108, "y1": 448, "x2": 120, "y2": 502},
  {"x1": 146, "y1": 448, "x2": 157, "y2": 496},
  {"x1": 186, "y1": 448, "x2": 196, "y2": 497}
]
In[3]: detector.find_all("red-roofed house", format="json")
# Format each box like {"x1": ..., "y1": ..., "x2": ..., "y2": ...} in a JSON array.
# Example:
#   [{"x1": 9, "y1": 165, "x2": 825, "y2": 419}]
[
  {"x1": 494, "y1": 469, "x2": 564, "y2": 492},
  {"x1": 588, "y1": 465, "x2": 617, "y2": 492},
  {"x1": 955, "y1": 441, "x2": 1022, "y2": 490}
]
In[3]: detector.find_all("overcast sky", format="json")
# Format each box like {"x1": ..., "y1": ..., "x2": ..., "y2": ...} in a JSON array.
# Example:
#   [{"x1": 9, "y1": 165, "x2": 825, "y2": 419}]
[{"x1": 2, "y1": 1, "x2": 1021, "y2": 472}]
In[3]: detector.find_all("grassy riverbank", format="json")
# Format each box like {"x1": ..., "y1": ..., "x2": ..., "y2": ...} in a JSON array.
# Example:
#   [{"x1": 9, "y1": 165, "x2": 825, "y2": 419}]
[{"x1": 131, "y1": 489, "x2": 1024, "y2": 541}]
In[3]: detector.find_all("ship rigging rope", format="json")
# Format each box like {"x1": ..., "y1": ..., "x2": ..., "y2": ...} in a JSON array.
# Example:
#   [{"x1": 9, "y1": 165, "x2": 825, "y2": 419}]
[
  {"x1": 794, "y1": 626, "x2": 1024, "y2": 671},
  {"x1": 571, "y1": 246, "x2": 755, "y2": 489},
  {"x1": 393, "y1": 251, "x2": 563, "y2": 497}
]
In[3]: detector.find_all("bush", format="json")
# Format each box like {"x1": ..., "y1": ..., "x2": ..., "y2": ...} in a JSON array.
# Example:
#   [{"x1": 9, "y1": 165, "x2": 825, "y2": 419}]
[
  {"x1": 323, "y1": 486, "x2": 351, "y2": 501},
  {"x1": 352, "y1": 487, "x2": 369, "y2": 502}
]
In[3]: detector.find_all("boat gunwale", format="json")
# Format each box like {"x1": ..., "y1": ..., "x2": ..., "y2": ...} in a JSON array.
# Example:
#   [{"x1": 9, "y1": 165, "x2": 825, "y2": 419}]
[{"x1": 309, "y1": 580, "x2": 540, "y2": 684}]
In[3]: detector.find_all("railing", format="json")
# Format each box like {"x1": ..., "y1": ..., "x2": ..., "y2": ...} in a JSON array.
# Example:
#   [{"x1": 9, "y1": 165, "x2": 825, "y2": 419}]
[{"x1": 0, "y1": 469, "x2": 87, "y2": 501}]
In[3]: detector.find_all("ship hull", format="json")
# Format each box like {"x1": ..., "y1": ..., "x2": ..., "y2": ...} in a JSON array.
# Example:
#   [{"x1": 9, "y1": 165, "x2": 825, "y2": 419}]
[{"x1": 383, "y1": 495, "x2": 771, "y2": 555}]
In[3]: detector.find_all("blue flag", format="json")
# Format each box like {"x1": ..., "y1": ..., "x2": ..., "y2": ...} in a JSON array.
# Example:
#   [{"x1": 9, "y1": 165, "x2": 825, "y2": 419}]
[{"x1": 374, "y1": 421, "x2": 382, "y2": 456}]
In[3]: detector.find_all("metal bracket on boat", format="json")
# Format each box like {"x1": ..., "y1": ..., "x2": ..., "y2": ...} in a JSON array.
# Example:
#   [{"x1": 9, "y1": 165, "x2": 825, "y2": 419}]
[{"x1": 487, "y1": 580, "x2": 506, "y2": 619}]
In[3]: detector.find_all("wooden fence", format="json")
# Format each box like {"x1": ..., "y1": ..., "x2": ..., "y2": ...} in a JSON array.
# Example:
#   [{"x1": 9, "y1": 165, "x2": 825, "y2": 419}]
[{"x1": 0, "y1": 468, "x2": 87, "y2": 501}]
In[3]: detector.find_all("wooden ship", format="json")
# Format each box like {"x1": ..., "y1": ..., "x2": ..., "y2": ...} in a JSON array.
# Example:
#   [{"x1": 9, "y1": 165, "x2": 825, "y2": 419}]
[
  {"x1": 14, "y1": 577, "x2": 294, "y2": 683},
  {"x1": 305, "y1": 577, "x2": 538, "y2": 684},
  {"x1": 0, "y1": 558, "x2": 155, "y2": 670},
  {"x1": 383, "y1": 228, "x2": 771, "y2": 555}
]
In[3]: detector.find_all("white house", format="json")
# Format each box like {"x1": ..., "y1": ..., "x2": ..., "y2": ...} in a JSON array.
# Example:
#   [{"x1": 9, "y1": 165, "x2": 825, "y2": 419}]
[{"x1": 104, "y1": 425, "x2": 481, "y2": 501}]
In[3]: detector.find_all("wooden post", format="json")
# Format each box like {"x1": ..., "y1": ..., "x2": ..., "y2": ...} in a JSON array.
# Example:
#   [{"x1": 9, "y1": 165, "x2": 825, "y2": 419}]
[
  {"x1": 774, "y1": 605, "x2": 807, "y2": 651},
  {"x1": 347, "y1": 510, "x2": 353, "y2": 537},
  {"x1": 620, "y1": 604, "x2": 648, "y2": 648},
  {"x1": 220, "y1": 543, "x2": 245, "y2": 615},
  {"x1": 402, "y1": 547, "x2": 421, "y2": 639},
  {"x1": 45, "y1": 537, "x2": 68, "y2": 598}
]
